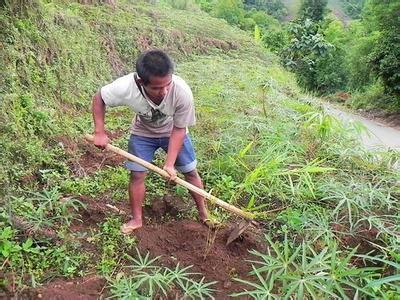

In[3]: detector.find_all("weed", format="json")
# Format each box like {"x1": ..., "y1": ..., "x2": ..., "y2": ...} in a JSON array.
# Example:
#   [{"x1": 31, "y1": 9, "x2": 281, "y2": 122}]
[
  {"x1": 96, "y1": 217, "x2": 136, "y2": 275},
  {"x1": 0, "y1": 226, "x2": 88, "y2": 287},
  {"x1": 233, "y1": 234, "x2": 382, "y2": 298},
  {"x1": 9, "y1": 188, "x2": 85, "y2": 231},
  {"x1": 108, "y1": 248, "x2": 217, "y2": 298}
]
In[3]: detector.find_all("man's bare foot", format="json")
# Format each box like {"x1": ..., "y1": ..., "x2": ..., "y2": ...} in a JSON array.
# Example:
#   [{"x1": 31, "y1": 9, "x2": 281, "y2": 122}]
[
  {"x1": 200, "y1": 218, "x2": 222, "y2": 229},
  {"x1": 121, "y1": 219, "x2": 142, "y2": 234}
]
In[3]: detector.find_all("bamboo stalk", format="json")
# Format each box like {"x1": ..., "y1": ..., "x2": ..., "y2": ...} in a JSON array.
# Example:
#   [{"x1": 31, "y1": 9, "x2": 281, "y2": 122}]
[{"x1": 84, "y1": 134, "x2": 255, "y2": 220}]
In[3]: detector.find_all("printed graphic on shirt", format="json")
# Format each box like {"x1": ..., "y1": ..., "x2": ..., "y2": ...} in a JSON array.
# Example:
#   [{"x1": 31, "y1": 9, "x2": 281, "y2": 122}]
[
  {"x1": 151, "y1": 108, "x2": 166, "y2": 123},
  {"x1": 138, "y1": 108, "x2": 169, "y2": 127}
]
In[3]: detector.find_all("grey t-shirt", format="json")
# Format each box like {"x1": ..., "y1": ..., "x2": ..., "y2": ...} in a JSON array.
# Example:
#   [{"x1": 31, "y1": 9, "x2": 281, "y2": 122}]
[{"x1": 100, "y1": 73, "x2": 195, "y2": 138}]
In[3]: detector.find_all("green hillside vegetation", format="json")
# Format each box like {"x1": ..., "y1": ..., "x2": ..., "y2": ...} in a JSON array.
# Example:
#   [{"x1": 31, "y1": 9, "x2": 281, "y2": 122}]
[
  {"x1": 193, "y1": 0, "x2": 400, "y2": 113},
  {"x1": 282, "y1": 0, "x2": 349, "y2": 21},
  {"x1": 1, "y1": 0, "x2": 399, "y2": 298}
]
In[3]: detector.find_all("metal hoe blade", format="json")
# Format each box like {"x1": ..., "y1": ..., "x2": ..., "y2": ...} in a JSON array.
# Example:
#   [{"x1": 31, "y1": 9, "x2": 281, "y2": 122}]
[{"x1": 226, "y1": 220, "x2": 252, "y2": 245}]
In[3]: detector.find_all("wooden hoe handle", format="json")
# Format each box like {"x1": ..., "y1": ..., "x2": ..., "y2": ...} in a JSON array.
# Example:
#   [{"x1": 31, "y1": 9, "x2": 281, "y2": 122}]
[{"x1": 84, "y1": 134, "x2": 255, "y2": 220}]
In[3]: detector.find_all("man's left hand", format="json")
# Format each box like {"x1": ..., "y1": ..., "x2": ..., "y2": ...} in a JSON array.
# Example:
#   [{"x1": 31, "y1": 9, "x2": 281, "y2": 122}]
[{"x1": 163, "y1": 165, "x2": 177, "y2": 181}]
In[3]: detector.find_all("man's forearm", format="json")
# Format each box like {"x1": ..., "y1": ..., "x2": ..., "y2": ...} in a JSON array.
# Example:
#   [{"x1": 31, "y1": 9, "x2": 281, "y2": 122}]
[
  {"x1": 92, "y1": 92, "x2": 106, "y2": 134},
  {"x1": 165, "y1": 126, "x2": 186, "y2": 167}
]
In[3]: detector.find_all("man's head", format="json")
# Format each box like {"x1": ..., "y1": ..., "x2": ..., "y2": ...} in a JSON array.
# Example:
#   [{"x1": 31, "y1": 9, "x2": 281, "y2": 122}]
[{"x1": 136, "y1": 50, "x2": 174, "y2": 102}]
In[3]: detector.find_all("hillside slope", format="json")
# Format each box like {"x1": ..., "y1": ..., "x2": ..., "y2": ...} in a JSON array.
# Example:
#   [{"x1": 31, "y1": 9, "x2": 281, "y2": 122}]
[{"x1": 0, "y1": 0, "x2": 270, "y2": 191}]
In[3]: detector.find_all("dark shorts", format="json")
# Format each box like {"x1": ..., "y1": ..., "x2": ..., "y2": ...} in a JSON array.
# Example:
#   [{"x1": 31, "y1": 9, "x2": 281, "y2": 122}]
[{"x1": 125, "y1": 134, "x2": 197, "y2": 173}]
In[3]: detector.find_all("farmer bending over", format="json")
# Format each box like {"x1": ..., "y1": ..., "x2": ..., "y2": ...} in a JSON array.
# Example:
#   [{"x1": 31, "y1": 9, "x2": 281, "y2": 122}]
[{"x1": 91, "y1": 49, "x2": 210, "y2": 234}]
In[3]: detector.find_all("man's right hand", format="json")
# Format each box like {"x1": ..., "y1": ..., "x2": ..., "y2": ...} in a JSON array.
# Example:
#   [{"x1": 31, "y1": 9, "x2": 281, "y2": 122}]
[{"x1": 93, "y1": 132, "x2": 109, "y2": 149}]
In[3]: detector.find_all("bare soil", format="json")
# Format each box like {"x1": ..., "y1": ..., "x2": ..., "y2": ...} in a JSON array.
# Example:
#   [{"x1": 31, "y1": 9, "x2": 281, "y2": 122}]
[
  {"x1": 134, "y1": 219, "x2": 265, "y2": 298},
  {"x1": 18, "y1": 195, "x2": 265, "y2": 299},
  {"x1": 19, "y1": 276, "x2": 106, "y2": 300},
  {"x1": 56, "y1": 132, "x2": 125, "y2": 177}
]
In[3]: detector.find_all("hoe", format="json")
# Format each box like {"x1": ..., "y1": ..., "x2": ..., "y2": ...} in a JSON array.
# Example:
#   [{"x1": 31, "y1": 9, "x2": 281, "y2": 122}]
[{"x1": 85, "y1": 134, "x2": 256, "y2": 245}]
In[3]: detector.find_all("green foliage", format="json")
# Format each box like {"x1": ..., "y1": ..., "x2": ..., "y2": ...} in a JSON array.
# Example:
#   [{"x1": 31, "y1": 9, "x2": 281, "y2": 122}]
[
  {"x1": 96, "y1": 217, "x2": 136, "y2": 275},
  {"x1": 10, "y1": 188, "x2": 85, "y2": 230},
  {"x1": 276, "y1": 208, "x2": 304, "y2": 231},
  {"x1": 194, "y1": 0, "x2": 213, "y2": 12},
  {"x1": 210, "y1": 0, "x2": 245, "y2": 26},
  {"x1": 0, "y1": 227, "x2": 40, "y2": 260},
  {"x1": 61, "y1": 166, "x2": 129, "y2": 200},
  {"x1": 108, "y1": 249, "x2": 217, "y2": 298},
  {"x1": 162, "y1": 0, "x2": 200, "y2": 11},
  {"x1": 233, "y1": 234, "x2": 388, "y2": 298},
  {"x1": 280, "y1": 0, "x2": 396, "y2": 102},
  {"x1": 282, "y1": 19, "x2": 333, "y2": 92},
  {"x1": 299, "y1": 0, "x2": 328, "y2": 22},
  {"x1": 262, "y1": 25, "x2": 289, "y2": 53},
  {"x1": 312, "y1": 18, "x2": 349, "y2": 93},
  {"x1": 254, "y1": 24, "x2": 262, "y2": 42},
  {"x1": 0, "y1": 226, "x2": 88, "y2": 284},
  {"x1": 364, "y1": 0, "x2": 400, "y2": 97},
  {"x1": 340, "y1": 0, "x2": 365, "y2": 18},
  {"x1": 46, "y1": 244, "x2": 89, "y2": 278},
  {"x1": 244, "y1": 0, "x2": 288, "y2": 20},
  {"x1": 345, "y1": 21, "x2": 378, "y2": 91},
  {"x1": 349, "y1": 83, "x2": 400, "y2": 112},
  {"x1": 321, "y1": 178, "x2": 397, "y2": 230}
]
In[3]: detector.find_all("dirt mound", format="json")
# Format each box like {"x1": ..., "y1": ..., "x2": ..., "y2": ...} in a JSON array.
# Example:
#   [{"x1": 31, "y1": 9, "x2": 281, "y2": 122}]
[
  {"x1": 134, "y1": 219, "x2": 265, "y2": 298},
  {"x1": 55, "y1": 133, "x2": 125, "y2": 177},
  {"x1": 22, "y1": 220, "x2": 264, "y2": 299},
  {"x1": 77, "y1": 195, "x2": 130, "y2": 224},
  {"x1": 21, "y1": 276, "x2": 106, "y2": 300},
  {"x1": 332, "y1": 222, "x2": 383, "y2": 257},
  {"x1": 16, "y1": 195, "x2": 266, "y2": 299}
]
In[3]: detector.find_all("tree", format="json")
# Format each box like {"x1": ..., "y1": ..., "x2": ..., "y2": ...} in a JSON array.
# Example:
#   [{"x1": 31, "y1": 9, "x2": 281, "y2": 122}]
[
  {"x1": 341, "y1": 0, "x2": 365, "y2": 18},
  {"x1": 281, "y1": 19, "x2": 333, "y2": 91},
  {"x1": 281, "y1": 0, "x2": 331, "y2": 92},
  {"x1": 243, "y1": 0, "x2": 288, "y2": 20},
  {"x1": 299, "y1": 0, "x2": 328, "y2": 22},
  {"x1": 211, "y1": 0, "x2": 244, "y2": 26},
  {"x1": 364, "y1": 0, "x2": 400, "y2": 96},
  {"x1": 314, "y1": 19, "x2": 349, "y2": 93}
]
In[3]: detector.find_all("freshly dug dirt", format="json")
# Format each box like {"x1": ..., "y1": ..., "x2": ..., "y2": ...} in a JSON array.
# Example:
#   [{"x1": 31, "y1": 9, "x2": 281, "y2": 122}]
[
  {"x1": 22, "y1": 222, "x2": 264, "y2": 299},
  {"x1": 134, "y1": 220, "x2": 265, "y2": 298},
  {"x1": 21, "y1": 276, "x2": 106, "y2": 300},
  {"x1": 20, "y1": 195, "x2": 265, "y2": 299},
  {"x1": 22, "y1": 223, "x2": 263, "y2": 299},
  {"x1": 56, "y1": 132, "x2": 125, "y2": 177},
  {"x1": 332, "y1": 221, "x2": 383, "y2": 260}
]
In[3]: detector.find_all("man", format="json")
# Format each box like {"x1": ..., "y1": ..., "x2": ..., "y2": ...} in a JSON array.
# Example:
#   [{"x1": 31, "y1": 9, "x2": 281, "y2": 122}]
[{"x1": 92, "y1": 49, "x2": 210, "y2": 233}]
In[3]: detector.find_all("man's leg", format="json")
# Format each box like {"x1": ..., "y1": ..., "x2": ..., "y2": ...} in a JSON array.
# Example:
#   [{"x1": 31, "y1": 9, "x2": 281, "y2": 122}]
[
  {"x1": 162, "y1": 135, "x2": 209, "y2": 223},
  {"x1": 122, "y1": 135, "x2": 157, "y2": 233},
  {"x1": 183, "y1": 169, "x2": 208, "y2": 222},
  {"x1": 123, "y1": 171, "x2": 147, "y2": 231}
]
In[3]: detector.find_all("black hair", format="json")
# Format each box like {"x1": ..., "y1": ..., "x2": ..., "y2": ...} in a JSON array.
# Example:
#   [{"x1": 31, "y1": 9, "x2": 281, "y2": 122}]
[{"x1": 135, "y1": 50, "x2": 174, "y2": 85}]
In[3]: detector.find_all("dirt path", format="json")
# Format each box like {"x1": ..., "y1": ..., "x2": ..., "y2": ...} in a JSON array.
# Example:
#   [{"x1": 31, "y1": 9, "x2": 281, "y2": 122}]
[{"x1": 324, "y1": 104, "x2": 400, "y2": 150}]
